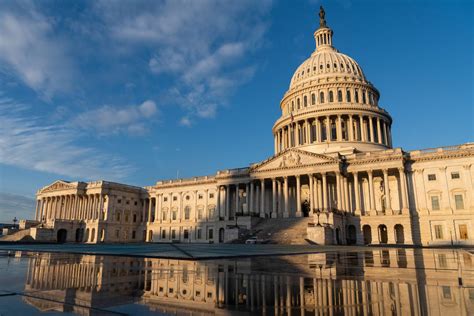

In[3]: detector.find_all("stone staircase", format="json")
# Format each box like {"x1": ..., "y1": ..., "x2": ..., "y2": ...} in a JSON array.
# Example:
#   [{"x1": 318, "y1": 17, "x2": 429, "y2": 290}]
[
  {"x1": 252, "y1": 217, "x2": 314, "y2": 245},
  {"x1": 0, "y1": 228, "x2": 33, "y2": 241}
]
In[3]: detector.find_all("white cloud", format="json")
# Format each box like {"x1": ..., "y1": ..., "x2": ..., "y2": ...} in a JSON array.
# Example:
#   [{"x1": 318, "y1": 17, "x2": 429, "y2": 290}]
[
  {"x1": 95, "y1": 0, "x2": 272, "y2": 125},
  {"x1": 0, "y1": 95, "x2": 134, "y2": 180},
  {"x1": 0, "y1": 192, "x2": 35, "y2": 222},
  {"x1": 0, "y1": 3, "x2": 74, "y2": 99},
  {"x1": 74, "y1": 100, "x2": 158, "y2": 135}
]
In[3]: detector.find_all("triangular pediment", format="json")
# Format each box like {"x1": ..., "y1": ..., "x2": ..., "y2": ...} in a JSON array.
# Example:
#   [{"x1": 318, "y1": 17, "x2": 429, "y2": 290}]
[
  {"x1": 39, "y1": 180, "x2": 77, "y2": 193},
  {"x1": 250, "y1": 149, "x2": 339, "y2": 172}
]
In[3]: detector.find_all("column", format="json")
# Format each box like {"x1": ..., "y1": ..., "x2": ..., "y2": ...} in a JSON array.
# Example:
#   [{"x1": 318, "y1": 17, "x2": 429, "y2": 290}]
[
  {"x1": 147, "y1": 198, "x2": 152, "y2": 222},
  {"x1": 383, "y1": 169, "x2": 392, "y2": 213},
  {"x1": 235, "y1": 184, "x2": 240, "y2": 216},
  {"x1": 283, "y1": 177, "x2": 289, "y2": 218},
  {"x1": 354, "y1": 172, "x2": 361, "y2": 215},
  {"x1": 325, "y1": 116, "x2": 330, "y2": 141},
  {"x1": 399, "y1": 168, "x2": 409, "y2": 213},
  {"x1": 216, "y1": 186, "x2": 221, "y2": 219},
  {"x1": 277, "y1": 180, "x2": 282, "y2": 217},
  {"x1": 260, "y1": 179, "x2": 265, "y2": 218},
  {"x1": 226, "y1": 185, "x2": 230, "y2": 220},
  {"x1": 343, "y1": 176, "x2": 349, "y2": 212},
  {"x1": 272, "y1": 178, "x2": 277, "y2": 218},
  {"x1": 274, "y1": 134, "x2": 278, "y2": 153},
  {"x1": 309, "y1": 174, "x2": 314, "y2": 211},
  {"x1": 305, "y1": 119, "x2": 310, "y2": 144},
  {"x1": 287, "y1": 125, "x2": 291, "y2": 148},
  {"x1": 368, "y1": 170, "x2": 376, "y2": 214},
  {"x1": 348, "y1": 115, "x2": 354, "y2": 141},
  {"x1": 322, "y1": 173, "x2": 328, "y2": 211},
  {"x1": 376, "y1": 117, "x2": 382, "y2": 144},
  {"x1": 369, "y1": 117, "x2": 374, "y2": 143},
  {"x1": 337, "y1": 115, "x2": 342, "y2": 141},
  {"x1": 336, "y1": 172, "x2": 342, "y2": 210},
  {"x1": 157, "y1": 194, "x2": 162, "y2": 223},
  {"x1": 315, "y1": 119, "x2": 319, "y2": 143},
  {"x1": 35, "y1": 199, "x2": 40, "y2": 221},
  {"x1": 296, "y1": 175, "x2": 302, "y2": 217},
  {"x1": 245, "y1": 183, "x2": 250, "y2": 215},
  {"x1": 359, "y1": 116, "x2": 365, "y2": 142},
  {"x1": 250, "y1": 181, "x2": 255, "y2": 214}
]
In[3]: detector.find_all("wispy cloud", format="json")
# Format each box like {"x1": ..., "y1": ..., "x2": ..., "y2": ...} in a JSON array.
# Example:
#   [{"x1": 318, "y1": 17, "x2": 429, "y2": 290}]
[
  {"x1": 0, "y1": 95, "x2": 134, "y2": 180},
  {"x1": 0, "y1": 192, "x2": 35, "y2": 222},
  {"x1": 0, "y1": 2, "x2": 74, "y2": 99},
  {"x1": 74, "y1": 100, "x2": 159, "y2": 136},
  {"x1": 95, "y1": 0, "x2": 272, "y2": 126}
]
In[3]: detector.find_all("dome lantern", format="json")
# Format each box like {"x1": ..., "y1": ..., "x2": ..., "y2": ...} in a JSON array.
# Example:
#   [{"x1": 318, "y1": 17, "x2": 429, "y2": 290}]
[{"x1": 314, "y1": 6, "x2": 334, "y2": 51}]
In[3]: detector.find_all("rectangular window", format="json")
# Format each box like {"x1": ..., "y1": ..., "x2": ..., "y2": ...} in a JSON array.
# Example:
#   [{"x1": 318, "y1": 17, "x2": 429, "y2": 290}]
[
  {"x1": 454, "y1": 194, "x2": 464, "y2": 210},
  {"x1": 171, "y1": 230, "x2": 176, "y2": 239},
  {"x1": 133, "y1": 214, "x2": 137, "y2": 222},
  {"x1": 132, "y1": 231, "x2": 136, "y2": 239},
  {"x1": 117, "y1": 199, "x2": 122, "y2": 204},
  {"x1": 115, "y1": 230, "x2": 120, "y2": 238},
  {"x1": 173, "y1": 196, "x2": 177, "y2": 201},
  {"x1": 161, "y1": 230, "x2": 166, "y2": 239},
  {"x1": 434, "y1": 225, "x2": 444, "y2": 239},
  {"x1": 208, "y1": 229, "x2": 214, "y2": 240},
  {"x1": 459, "y1": 224, "x2": 468, "y2": 240},
  {"x1": 198, "y1": 208, "x2": 203, "y2": 220},
  {"x1": 428, "y1": 174, "x2": 436, "y2": 181},
  {"x1": 183, "y1": 229, "x2": 189, "y2": 239},
  {"x1": 209, "y1": 193, "x2": 214, "y2": 198},
  {"x1": 163, "y1": 197, "x2": 168, "y2": 202},
  {"x1": 451, "y1": 172, "x2": 460, "y2": 179},
  {"x1": 159, "y1": 287, "x2": 163, "y2": 292},
  {"x1": 438, "y1": 254, "x2": 447, "y2": 268},
  {"x1": 197, "y1": 229, "x2": 202, "y2": 239},
  {"x1": 431, "y1": 196, "x2": 440, "y2": 210},
  {"x1": 162, "y1": 211, "x2": 167, "y2": 221},
  {"x1": 172, "y1": 211, "x2": 177, "y2": 220},
  {"x1": 442, "y1": 286, "x2": 452, "y2": 300},
  {"x1": 198, "y1": 194, "x2": 203, "y2": 199}
]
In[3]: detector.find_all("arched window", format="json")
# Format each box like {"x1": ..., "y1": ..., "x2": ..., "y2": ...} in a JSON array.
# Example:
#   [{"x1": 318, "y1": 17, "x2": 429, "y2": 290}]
[
  {"x1": 319, "y1": 92, "x2": 325, "y2": 104},
  {"x1": 303, "y1": 96, "x2": 307, "y2": 107},
  {"x1": 355, "y1": 89, "x2": 359, "y2": 103},
  {"x1": 297, "y1": 98, "x2": 300, "y2": 109},
  {"x1": 329, "y1": 91, "x2": 334, "y2": 102},
  {"x1": 331, "y1": 118, "x2": 337, "y2": 140},
  {"x1": 346, "y1": 89, "x2": 351, "y2": 102},
  {"x1": 184, "y1": 206, "x2": 191, "y2": 220},
  {"x1": 291, "y1": 101, "x2": 294, "y2": 111},
  {"x1": 311, "y1": 93, "x2": 316, "y2": 105},
  {"x1": 362, "y1": 90, "x2": 367, "y2": 104},
  {"x1": 337, "y1": 90, "x2": 343, "y2": 102},
  {"x1": 369, "y1": 92, "x2": 374, "y2": 105}
]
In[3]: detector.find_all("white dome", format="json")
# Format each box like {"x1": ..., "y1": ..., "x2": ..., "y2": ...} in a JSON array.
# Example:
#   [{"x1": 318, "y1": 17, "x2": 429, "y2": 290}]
[{"x1": 289, "y1": 48, "x2": 366, "y2": 90}]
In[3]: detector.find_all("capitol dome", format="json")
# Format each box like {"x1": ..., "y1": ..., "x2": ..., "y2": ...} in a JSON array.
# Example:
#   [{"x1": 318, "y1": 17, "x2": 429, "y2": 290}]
[{"x1": 272, "y1": 7, "x2": 392, "y2": 156}]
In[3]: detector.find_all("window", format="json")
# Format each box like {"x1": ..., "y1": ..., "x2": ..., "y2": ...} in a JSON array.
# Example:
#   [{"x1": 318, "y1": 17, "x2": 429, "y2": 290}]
[
  {"x1": 319, "y1": 92, "x2": 324, "y2": 103},
  {"x1": 454, "y1": 194, "x2": 464, "y2": 210},
  {"x1": 197, "y1": 229, "x2": 202, "y2": 239},
  {"x1": 297, "y1": 98, "x2": 300, "y2": 109},
  {"x1": 198, "y1": 208, "x2": 203, "y2": 220},
  {"x1": 329, "y1": 91, "x2": 334, "y2": 102},
  {"x1": 311, "y1": 93, "x2": 316, "y2": 105},
  {"x1": 319, "y1": 64, "x2": 323, "y2": 70},
  {"x1": 198, "y1": 194, "x2": 203, "y2": 199},
  {"x1": 208, "y1": 229, "x2": 214, "y2": 240},
  {"x1": 346, "y1": 89, "x2": 351, "y2": 102},
  {"x1": 303, "y1": 95, "x2": 307, "y2": 107},
  {"x1": 162, "y1": 211, "x2": 167, "y2": 221},
  {"x1": 434, "y1": 225, "x2": 444, "y2": 239},
  {"x1": 209, "y1": 193, "x2": 214, "y2": 198},
  {"x1": 355, "y1": 89, "x2": 359, "y2": 103},
  {"x1": 163, "y1": 197, "x2": 168, "y2": 202},
  {"x1": 183, "y1": 229, "x2": 189, "y2": 239},
  {"x1": 291, "y1": 101, "x2": 294, "y2": 111},
  {"x1": 438, "y1": 254, "x2": 447, "y2": 268},
  {"x1": 171, "y1": 230, "x2": 176, "y2": 239},
  {"x1": 431, "y1": 196, "x2": 440, "y2": 210},
  {"x1": 208, "y1": 206, "x2": 215, "y2": 218},
  {"x1": 116, "y1": 212, "x2": 121, "y2": 221},
  {"x1": 184, "y1": 206, "x2": 191, "y2": 219},
  {"x1": 117, "y1": 199, "x2": 122, "y2": 204},
  {"x1": 132, "y1": 231, "x2": 136, "y2": 239},
  {"x1": 126, "y1": 200, "x2": 129, "y2": 205},
  {"x1": 333, "y1": 63, "x2": 337, "y2": 68},
  {"x1": 362, "y1": 90, "x2": 367, "y2": 103},
  {"x1": 442, "y1": 286, "x2": 452, "y2": 300},
  {"x1": 134, "y1": 201, "x2": 137, "y2": 206},
  {"x1": 185, "y1": 195, "x2": 190, "y2": 200},
  {"x1": 161, "y1": 230, "x2": 166, "y2": 239},
  {"x1": 459, "y1": 224, "x2": 468, "y2": 240},
  {"x1": 159, "y1": 287, "x2": 164, "y2": 292},
  {"x1": 428, "y1": 174, "x2": 436, "y2": 181},
  {"x1": 133, "y1": 214, "x2": 137, "y2": 223},
  {"x1": 173, "y1": 196, "x2": 177, "y2": 201},
  {"x1": 196, "y1": 291, "x2": 201, "y2": 297},
  {"x1": 172, "y1": 210, "x2": 177, "y2": 220},
  {"x1": 451, "y1": 172, "x2": 460, "y2": 179},
  {"x1": 337, "y1": 90, "x2": 342, "y2": 102}
]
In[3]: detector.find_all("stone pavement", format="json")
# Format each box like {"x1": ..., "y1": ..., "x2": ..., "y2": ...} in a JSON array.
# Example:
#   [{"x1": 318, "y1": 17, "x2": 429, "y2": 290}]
[{"x1": 0, "y1": 243, "x2": 373, "y2": 260}]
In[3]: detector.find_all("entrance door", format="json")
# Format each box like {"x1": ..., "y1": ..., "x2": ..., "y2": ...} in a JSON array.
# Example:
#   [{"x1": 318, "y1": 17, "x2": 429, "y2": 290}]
[
  {"x1": 302, "y1": 200, "x2": 310, "y2": 217},
  {"x1": 57, "y1": 229, "x2": 67, "y2": 243},
  {"x1": 378, "y1": 225, "x2": 388, "y2": 244},
  {"x1": 219, "y1": 228, "x2": 225, "y2": 243}
]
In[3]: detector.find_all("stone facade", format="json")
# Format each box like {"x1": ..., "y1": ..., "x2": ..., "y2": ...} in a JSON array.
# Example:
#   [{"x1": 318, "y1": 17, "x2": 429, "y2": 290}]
[{"x1": 31, "y1": 8, "x2": 473, "y2": 246}]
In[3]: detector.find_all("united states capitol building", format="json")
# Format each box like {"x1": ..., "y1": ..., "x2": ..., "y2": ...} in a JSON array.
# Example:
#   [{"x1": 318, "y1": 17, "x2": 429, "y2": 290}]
[{"x1": 28, "y1": 8, "x2": 473, "y2": 246}]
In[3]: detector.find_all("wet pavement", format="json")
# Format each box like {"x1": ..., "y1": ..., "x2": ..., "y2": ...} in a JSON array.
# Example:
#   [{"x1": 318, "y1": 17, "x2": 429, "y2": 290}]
[{"x1": 0, "y1": 247, "x2": 473, "y2": 315}]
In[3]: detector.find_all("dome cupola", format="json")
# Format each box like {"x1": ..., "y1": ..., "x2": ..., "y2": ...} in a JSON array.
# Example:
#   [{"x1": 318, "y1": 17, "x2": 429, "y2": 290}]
[{"x1": 272, "y1": 6, "x2": 393, "y2": 156}]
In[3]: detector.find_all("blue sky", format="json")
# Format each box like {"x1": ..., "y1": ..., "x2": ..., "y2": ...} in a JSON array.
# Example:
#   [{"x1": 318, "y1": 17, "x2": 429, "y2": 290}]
[{"x1": 0, "y1": 0, "x2": 472, "y2": 222}]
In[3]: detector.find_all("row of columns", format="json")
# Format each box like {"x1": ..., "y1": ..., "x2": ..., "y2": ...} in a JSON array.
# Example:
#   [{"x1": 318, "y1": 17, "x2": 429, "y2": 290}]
[
  {"x1": 274, "y1": 114, "x2": 391, "y2": 153},
  {"x1": 35, "y1": 194, "x2": 105, "y2": 222}
]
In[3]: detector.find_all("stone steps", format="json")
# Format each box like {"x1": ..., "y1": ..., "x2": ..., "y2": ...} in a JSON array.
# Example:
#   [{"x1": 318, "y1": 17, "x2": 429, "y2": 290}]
[
  {"x1": 252, "y1": 217, "x2": 313, "y2": 245},
  {"x1": 0, "y1": 228, "x2": 32, "y2": 241}
]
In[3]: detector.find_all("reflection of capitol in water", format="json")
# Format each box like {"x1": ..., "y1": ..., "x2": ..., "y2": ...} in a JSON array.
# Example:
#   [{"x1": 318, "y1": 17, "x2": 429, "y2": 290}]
[{"x1": 22, "y1": 249, "x2": 474, "y2": 315}]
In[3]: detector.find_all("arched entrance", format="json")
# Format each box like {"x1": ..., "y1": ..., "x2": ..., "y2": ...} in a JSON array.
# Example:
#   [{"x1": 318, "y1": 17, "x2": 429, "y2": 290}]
[
  {"x1": 335, "y1": 228, "x2": 341, "y2": 245},
  {"x1": 91, "y1": 228, "x2": 96, "y2": 242},
  {"x1": 57, "y1": 229, "x2": 67, "y2": 243},
  {"x1": 148, "y1": 230, "x2": 153, "y2": 242},
  {"x1": 378, "y1": 225, "x2": 388, "y2": 244},
  {"x1": 219, "y1": 228, "x2": 225, "y2": 243},
  {"x1": 75, "y1": 228, "x2": 83, "y2": 242},
  {"x1": 363, "y1": 225, "x2": 372, "y2": 245},
  {"x1": 346, "y1": 225, "x2": 357, "y2": 245},
  {"x1": 84, "y1": 228, "x2": 90, "y2": 242},
  {"x1": 394, "y1": 224, "x2": 404, "y2": 244}
]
